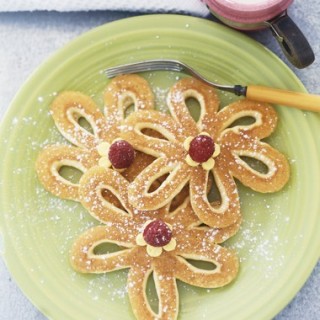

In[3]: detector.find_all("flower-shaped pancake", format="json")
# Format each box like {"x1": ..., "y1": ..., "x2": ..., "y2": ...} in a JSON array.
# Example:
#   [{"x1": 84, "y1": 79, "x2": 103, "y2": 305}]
[
  {"x1": 121, "y1": 77, "x2": 290, "y2": 228},
  {"x1": 36, "y1": 74, "x2": 155, "y2": 201},
  {"x1": 71, "y1": 166, "x2": 239, "y2": 320}
]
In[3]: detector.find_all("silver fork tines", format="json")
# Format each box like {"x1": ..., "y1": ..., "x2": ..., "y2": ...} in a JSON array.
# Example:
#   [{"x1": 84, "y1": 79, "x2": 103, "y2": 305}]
[
  {"x1": 105, "y1": 60, "x2": 184, "y2": 77},
  {"x1": 105, "y1": 59, "x2": 247, "y2": 96}
]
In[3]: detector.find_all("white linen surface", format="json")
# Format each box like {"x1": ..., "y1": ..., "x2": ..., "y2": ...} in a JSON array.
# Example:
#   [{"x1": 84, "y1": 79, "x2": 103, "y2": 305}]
[{"x1": 0, "y1": 0, "x2": 210, "y2": 15}]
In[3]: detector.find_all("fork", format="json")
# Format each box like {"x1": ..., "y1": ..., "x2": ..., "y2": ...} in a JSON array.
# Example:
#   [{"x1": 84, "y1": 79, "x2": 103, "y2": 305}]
[{"x1": 105, "y1": 59, "x2": 320, "y2": 112}]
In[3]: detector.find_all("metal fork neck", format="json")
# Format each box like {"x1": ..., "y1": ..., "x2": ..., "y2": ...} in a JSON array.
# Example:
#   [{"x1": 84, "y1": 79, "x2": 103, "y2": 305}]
[{"x1": 233, "y1": 85, "x2": 247, "y2": 96}]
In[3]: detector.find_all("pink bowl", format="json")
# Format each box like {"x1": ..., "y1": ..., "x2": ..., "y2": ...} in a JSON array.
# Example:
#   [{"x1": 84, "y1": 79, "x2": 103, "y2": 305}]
[
  {"x1": 204, "y1": 0, "x2": 293, "y2": 24},
  {"x1": 203, "y1": 0, "x2": 314, "y2": 68}
]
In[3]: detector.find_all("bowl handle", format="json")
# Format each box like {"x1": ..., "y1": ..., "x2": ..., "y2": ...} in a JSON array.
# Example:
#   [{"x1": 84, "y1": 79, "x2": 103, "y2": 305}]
[{"x1": 269, "y1": 13, "x2": 315, "y2": 68}]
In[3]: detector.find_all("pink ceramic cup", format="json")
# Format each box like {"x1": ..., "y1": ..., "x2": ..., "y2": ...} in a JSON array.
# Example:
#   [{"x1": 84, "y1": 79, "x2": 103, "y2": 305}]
[{"x1": 203, "y1": 0, "x2": 314, "y2": 68}]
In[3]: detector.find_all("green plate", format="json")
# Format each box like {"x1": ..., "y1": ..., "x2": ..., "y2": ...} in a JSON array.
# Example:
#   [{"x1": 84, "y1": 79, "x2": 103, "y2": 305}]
[{"x1": 0, "y1": 14, "x2": 319, "y2": 320}]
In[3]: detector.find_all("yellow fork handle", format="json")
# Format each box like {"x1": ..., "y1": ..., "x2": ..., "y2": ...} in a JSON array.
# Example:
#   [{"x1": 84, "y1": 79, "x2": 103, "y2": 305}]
[{"x1": 246, "y1": 85, "x2": 320, "y2": 112}]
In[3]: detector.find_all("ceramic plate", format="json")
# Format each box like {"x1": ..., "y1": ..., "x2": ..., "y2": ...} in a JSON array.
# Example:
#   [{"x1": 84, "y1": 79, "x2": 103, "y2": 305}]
[{"x1": 0, "y1": 14, "x2": 319, "y2": 320}]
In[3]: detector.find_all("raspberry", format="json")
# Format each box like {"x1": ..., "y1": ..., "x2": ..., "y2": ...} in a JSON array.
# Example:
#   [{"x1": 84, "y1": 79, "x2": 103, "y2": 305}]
[
  {"x1": 143, "y1": 220, "x2": 172, "y2": 247},
  {"x1": 108, "y1": 140, "x2": 135, "y2": 169},
  {"x1": 189, "y1": 135, "x2": 215, "y2": 163}
]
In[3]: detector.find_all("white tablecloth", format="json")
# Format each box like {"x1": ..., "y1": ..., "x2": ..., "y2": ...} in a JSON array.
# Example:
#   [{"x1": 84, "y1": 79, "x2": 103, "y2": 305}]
[{"x1": 0, "y1": 0, "x2": 209, "y2": 15}]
